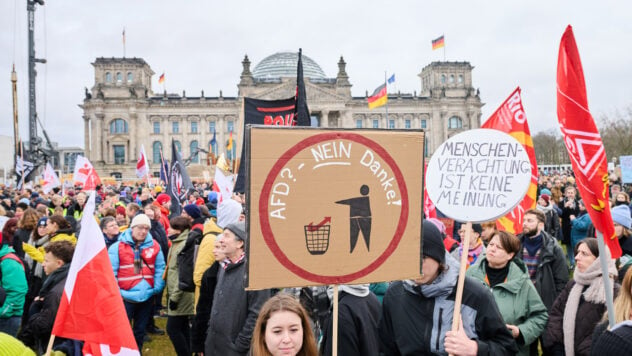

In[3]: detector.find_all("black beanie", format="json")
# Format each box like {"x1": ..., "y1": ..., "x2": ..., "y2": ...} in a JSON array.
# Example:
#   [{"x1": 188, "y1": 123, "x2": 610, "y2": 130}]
[{"x1": 422, "y1": 220, "x2": 446, "y2": 264}]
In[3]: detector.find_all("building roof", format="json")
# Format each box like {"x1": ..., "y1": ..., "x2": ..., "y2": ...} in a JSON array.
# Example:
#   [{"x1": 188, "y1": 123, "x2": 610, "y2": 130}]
[{"x1": 252, "y1": 52, "x2": 327, "y2": 80}]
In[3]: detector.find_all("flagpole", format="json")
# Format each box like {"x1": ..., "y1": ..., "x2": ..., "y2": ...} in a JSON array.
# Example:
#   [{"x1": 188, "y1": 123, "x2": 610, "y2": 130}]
[
  {"x1": 45, "y1": 334, "x2": 56, "y2": 355},
  {"x1": 159, "y1": 147, "x2": 168, "y2": 186},
  {"x1": 122, "y1": 27, "x2": 126, "y2": 58},
  {"x1": 384, "y1": 71, "x2": 389, "y2": 124},
  {"x1": 443, "y1": 33, "x2": 446, "y2": 61},
  {"x1": 20, "y1": 141, "x2": 25, "y2": 193},
  {"x1": 596, "y1": 230, "x2": 616, "y2": 328}
]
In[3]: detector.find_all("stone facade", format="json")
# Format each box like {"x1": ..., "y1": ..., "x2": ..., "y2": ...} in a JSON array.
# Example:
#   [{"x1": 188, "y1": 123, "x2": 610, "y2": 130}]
[{"x1": 80, "y1": 54, "x2": 483, "y2": 179}]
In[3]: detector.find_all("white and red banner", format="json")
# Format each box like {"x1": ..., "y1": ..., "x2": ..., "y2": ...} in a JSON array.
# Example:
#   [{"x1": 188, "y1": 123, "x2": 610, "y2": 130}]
[
  {"x1": 557, "y1": 25, "x2": 620, "y2": 257},
  {"x1": 52, "y1": 191, "x2": 139, "y2": 355},
  {"x1": 213, "y1": 166, "x2": 234, "y2": 204},
  {"x1": 136, "y1": 145, "x2": 149, "y2": 178},
  {"x1": 482, "y1": 88, "x2": 538, "y2": 234},
  {"x1": 423, "y1": 162, "x2": 437, "y2": 219},
  {"x1": 73, "y1": 156, "x2": 101, "y2": 190},
  {"x1": 42, "y1": 162, "x2": 61, "y2": 194}
]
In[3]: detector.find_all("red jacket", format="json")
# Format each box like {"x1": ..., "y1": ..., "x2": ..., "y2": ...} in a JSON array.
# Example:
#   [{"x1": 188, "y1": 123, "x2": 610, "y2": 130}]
[{"x1": 117, "y1": 240, "x2": 160, "y2": 290}]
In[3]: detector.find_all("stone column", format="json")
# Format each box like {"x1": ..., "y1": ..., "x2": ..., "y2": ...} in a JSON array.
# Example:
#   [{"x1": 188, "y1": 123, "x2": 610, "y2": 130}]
[
  {"x1": 129, "y1": 113, "x2": 137, "y2": 163},
  {"x1": 83, "y1": 116, "x2": 91, "y2": 160},
  {"x1": 321, "y1": 111, "x2": 329, "y2": 127},
  {"x1": 95, "y1": 113, "x2": 104, "y2": 163},
  {"x1": 162, "y1": 116, "x2": 169, "y2": 155}
]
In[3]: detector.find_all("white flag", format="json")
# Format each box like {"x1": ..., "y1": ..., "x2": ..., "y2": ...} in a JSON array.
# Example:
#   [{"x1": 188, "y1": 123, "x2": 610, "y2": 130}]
[
  {"x1": 213, "y1": 166, "x2": 233, "y2": 203},
  {"x1": 136, "y1": 145, "x2": 149, "y2": 178},
  {"x1": 42, "y1": 162, "x2": 61, "y2": 194},
  {"x1": 73, "y1": 155, "x2": 101, "y2": 190}
]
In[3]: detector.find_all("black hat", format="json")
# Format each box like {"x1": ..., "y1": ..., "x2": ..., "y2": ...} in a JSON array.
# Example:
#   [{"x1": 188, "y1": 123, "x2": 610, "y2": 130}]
[
  {"x1": 471, "y1": 223, "x2": 483, "y2": 235},
  {"x1": 422, "y1": 220, "x2": 445, "y2": 264}
]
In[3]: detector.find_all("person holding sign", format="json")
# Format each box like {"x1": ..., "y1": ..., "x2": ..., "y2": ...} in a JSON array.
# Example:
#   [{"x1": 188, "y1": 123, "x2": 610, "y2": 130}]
[
  {"x1": 378, "y1": 221, "x2": 517, "y2": 355},
  {"x1": 466, "y1": 231, "x2": 548, "y2": 356}
]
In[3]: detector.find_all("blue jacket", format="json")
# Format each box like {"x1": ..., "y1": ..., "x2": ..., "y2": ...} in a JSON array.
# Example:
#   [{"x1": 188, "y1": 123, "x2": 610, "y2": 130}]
[
  {"x1": 108, "y1": 229, "x2": 165, "y2": 303},
  {"x1": 571, "y1": 212, "x2": 592, "y2": 248}
]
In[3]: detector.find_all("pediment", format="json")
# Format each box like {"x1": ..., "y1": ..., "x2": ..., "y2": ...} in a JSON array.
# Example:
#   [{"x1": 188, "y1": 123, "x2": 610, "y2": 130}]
[{"x1": 250, "y1": 82, "x2": 347, "y2": 103}]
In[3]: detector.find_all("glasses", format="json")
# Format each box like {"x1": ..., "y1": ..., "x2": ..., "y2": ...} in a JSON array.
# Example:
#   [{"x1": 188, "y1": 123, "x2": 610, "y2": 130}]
[{"x1": 133, "y1": 226, "x2": 150, "y2": 231}]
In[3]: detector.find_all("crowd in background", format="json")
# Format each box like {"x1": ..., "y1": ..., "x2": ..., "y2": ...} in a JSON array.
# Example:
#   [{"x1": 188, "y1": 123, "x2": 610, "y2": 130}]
[{"x1": 0, "y1": 168, "x2": 631, "y2": 355}]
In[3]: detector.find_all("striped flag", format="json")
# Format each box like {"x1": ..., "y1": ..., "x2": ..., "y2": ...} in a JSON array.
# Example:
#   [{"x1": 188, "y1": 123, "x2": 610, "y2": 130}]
[
  {"x1": 158, "y1": 72, "x2": 165, "y2": 85},
  {"x1": 432, "y1": 35, "x2": 445, "y2": 50},
  {"x1": 368, "y1": 83, "x2": 387, "y2": 109}
]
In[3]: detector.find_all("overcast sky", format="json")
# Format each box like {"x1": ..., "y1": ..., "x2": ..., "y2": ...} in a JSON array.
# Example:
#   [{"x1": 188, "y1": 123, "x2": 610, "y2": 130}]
[{"x1": 1, "y1": 1, "x2": 630, "y2": 149}]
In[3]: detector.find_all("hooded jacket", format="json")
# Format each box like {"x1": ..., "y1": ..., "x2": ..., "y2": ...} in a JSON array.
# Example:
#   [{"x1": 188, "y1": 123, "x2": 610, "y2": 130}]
[
  {"x1": 467, "y1": 257, "x2": 548, "y2": 356},
  {"x1": 0, "y1": 244, "x2": 28, "y2": 318},
  {"x1": 166, "y1": 229, "x2": 194, "y2": 316},
  {"x1": 108, "y1": 228, "x2": 166, "y2": 303},
  {"x1": 517, "y1": 230, "x2": 569, "y2": 311},
  {"x1": 378, "y1": 253, "x2": 518, "y2": 355}
]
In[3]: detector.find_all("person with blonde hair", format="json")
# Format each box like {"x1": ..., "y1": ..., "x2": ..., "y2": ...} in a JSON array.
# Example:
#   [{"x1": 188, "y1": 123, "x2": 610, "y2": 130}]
[
  {"x1": 251, "y1": 293, "x2": 318, "y2": 356},
  {"x1": 591, "y1": 267, "x2": 632, "y2": 354}
]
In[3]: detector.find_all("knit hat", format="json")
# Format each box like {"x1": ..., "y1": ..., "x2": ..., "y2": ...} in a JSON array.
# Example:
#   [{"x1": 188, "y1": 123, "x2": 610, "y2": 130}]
[
  {"x1": 226, "y1": 221, "x2": 247, "y2": 243},
  {"x1": 541, "y1": 188, "x2": 552, "y2": 196},
  {"x1": 115, "y1": 206, "x2": 126, "y2": 216},
  {"x1": 612, "y1": 205, "x2": 632, "y2": 230},
  {"x1": 37, "y1": 217, "x2": 48, "y2": 228},
  {"x1": 130, "y1": 214, "x2": 151, "y2": 228},
  {"x1": 183, "y1": 204, "x2": 201, "y2": 219},
  {"x1": 422, "y1": 220, "x2": 445, "y2": 264},
  {"x1": 156, "y1": 193, "x2": 171, "y2": 205},
  {"x1": 426, "y1": 218, "x2": 446, "y2": 236},
  {"x1": 539, "y1": 194, "x2": 551, "y2": 205}
]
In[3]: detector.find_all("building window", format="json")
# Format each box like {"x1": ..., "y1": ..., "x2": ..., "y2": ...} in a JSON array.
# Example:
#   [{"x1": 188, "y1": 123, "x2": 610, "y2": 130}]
[
  {"x1": 441, "y1": 74, "x2": 446, "y2": 84},
  {"x1": 152, "y1": 141, "x2": 162, "y2": 164},
  {"x1": 356, "y1": 119, "x2": 363, "y2": 128},
  {"x1": 209, "y1": 138, "x2": 217, "y2": 154},
  {"x1": 109, "y1": 119, "x2": 128, "y2": 134},
  {"x1": 209, "y1": 121, "x2": 215, "y2": 133},
  {"x1": 105, "y1": 72, "x2": 112, "y2": 83},
  {"x1": 191, "y1": 121, "x2": 198, "y2": 133},
  {"x1": 227, "y1": 121, "x2": 234, "y2": 133},
  {"x1": 190, "y1": 140, "x2": 199, "y2": 163},
  {"x1": 116, "y1": 72, "x2": 122, "y2": 83},
  {"x1": 449, "y1": 75, "x2": 455, "y2": 83},
  {"x1": 310, "y1": 115, "x2": 320, "y2": 127},
  {"x1": 458, "y1": 74, "x2": 463, "y2": 83},
  {"x1": 113, "y1": 145, "x2": 125, "y2": 164},
  {"x1": 172, "y1": 122, "x2": 179, "y2": 133},
  {"x1": 372, "y1": 120, "x2": 379, "y2": 128},
  {"x1": 421, "y1": 119, "x2": 427, "y2": 129},
  {"x1": 174, "y1": 140, "x2": 182, "y2": 153},
  {"x1": 388, "y1": 120, "x2": 395, "y2": 129},
  {"x1": 405, "y1": 119, "x2": 411, "y2": 129},
  {"x1": 424, "y1": 139, "x2": 429, "y2": 157},
  {"x1": 127, "y1": 72, "x2": 133, "y2": 83},
  {"x1": 153, "y1": 122, "x2": 160, "y2": 134},
  {"x1": 448, "y1": 116, "x2": 463, "y2": 129}
]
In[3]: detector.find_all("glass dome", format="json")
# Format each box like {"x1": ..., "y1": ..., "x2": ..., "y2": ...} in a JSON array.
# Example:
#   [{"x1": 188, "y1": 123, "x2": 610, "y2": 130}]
[{"x1": 252, "y1": 52, "x2": 327, "y2": 80}]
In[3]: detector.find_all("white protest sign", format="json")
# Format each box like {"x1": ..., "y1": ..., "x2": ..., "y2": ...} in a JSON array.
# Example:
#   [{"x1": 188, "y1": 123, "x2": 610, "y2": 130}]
[{"x1": 426, "y1": 129, "x2": 531, "y2": 223}]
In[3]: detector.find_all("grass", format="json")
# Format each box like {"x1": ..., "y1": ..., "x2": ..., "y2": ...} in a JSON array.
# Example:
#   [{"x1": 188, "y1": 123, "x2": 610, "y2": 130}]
[{"x1": 142, "y1": 317, "x2": 176, "y2": 356}]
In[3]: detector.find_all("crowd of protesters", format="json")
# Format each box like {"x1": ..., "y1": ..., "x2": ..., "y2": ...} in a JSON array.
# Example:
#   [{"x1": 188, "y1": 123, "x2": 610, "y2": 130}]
[{"x1": 0, "y1": 168, "x2": 631, "y2": 355}]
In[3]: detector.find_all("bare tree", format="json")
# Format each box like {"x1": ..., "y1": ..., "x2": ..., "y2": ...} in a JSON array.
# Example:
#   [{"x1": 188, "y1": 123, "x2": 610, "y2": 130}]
[
  {"x1": 532, "y1": 129, "x2": 569, "y2": 165},
  {"x1": 598, "y1": 107, "x2": 632, "y2": 162}
]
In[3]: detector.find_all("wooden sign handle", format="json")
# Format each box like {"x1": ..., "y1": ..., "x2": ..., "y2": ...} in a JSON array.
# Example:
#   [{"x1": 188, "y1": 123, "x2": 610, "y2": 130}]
[
  {"x1": 451, "y1": 221, "x2": 471, "y2": 350},
  {"x1": 332, "y1": 284, "x2": 339, "y2": 356}
]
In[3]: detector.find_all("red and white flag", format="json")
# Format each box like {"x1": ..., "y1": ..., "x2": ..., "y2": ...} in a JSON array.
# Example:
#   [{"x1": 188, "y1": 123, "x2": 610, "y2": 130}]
[
  {"x1": 73, "y1": 156, "x2": 101, "y2": 191},
  {"x1": 42, "y1": 162, "x2": 61, "y2": 194},
  {"x1": 557, "y1": 25, "x2": 620, "y2": 258},
  {"x1": 213, "y1": 166, "x2": 233, "y2": 204},
  {"x1": 52, "y1": 191, "x2": 139, "y2": 355},
  {"x1": 136, "y1": 145, "x2": 149, "y2": 178},
  {"x1": 423, "y1": 162, "x2": 437, "y2": 219}
]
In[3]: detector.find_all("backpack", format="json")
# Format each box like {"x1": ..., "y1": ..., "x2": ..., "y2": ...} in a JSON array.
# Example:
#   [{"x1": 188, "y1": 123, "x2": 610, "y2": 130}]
[
  {"x1": 0, "y1": 253, "x2": 26, "y2": 306},
  {"x1": 177, "y1": 224, "x2": 204, "y2": 292}
]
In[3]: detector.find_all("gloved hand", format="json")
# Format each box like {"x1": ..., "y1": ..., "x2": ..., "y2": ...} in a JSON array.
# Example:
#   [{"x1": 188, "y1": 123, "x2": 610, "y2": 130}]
[{"x1": 169, "y1": 299, "x2": 178, "y2": 311}]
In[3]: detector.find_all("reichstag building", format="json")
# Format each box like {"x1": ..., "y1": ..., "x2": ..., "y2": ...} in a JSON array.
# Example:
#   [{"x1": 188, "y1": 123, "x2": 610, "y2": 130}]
[{"x1": 80, "y1": 53, "x2": 483, "y2": 178}]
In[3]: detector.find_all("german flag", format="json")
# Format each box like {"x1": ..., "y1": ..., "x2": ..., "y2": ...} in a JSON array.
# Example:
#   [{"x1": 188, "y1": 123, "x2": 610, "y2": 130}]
[
  {"x1": 432, "y1": 35, "x2": 445, "y2": 50},
  {"x1": 368, "y1": 83, "x2": 387, "y2": 109},
  {"x1": 158, "y1": 72, "x2": 165, "y2": 84}
]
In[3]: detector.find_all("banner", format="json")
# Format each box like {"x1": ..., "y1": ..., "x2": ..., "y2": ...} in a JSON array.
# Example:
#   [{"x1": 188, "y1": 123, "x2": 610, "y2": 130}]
[
  {"x1": 557, "y1": 25, "x2": 620, "y2": 257},
  {"x1": 15, "y1": 153, "x2": 35, "y2": 190},
  {"x1": 168, "y1": 139, "x2": 194, "y2": 216},
  {"x1": 482, "y1": 88, "x2": 538, "y2": 234},
  {"x1": 73, "y1": 156, "x2": 101, "y2": 190},
  {"x1": 136, "y1": 144, "x2": 149, "y2": 178},
  {"x1": 42, "y1": 162, "x2": 61, "y2": 194}
]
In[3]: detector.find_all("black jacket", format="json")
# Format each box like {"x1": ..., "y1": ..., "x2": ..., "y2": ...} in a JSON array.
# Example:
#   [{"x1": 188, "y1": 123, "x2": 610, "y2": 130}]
[
  {"x1": 149, "y1": 219, "x2": 169, "y2": 261},
  {"x1": 321, "y1": 290, "x2": 381, "y2": 356},
  {"x1": 559, "y1": 198, "x2": 580, "y2": 244},
  {"x1": 191, "y1": 261, "x2": 220, "y2": 353},
  {"x1": 378, "y1": 255, "x2": 517, "y2": 355},
  {"x1": 518, "y1": 230, "x2": 569, "y2": 311}
]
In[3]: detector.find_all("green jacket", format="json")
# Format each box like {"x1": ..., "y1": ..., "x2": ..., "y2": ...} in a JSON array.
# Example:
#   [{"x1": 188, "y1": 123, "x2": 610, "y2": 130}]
[
  {"x1": 0, "y1": 244, "x2": 28, "y2": 318},
  {"x1": 467, "y1": 257, "x2": 548, "y2": 356},
  {"x1": 166, "y1": 230, "x2": 194, "y2": 316}
]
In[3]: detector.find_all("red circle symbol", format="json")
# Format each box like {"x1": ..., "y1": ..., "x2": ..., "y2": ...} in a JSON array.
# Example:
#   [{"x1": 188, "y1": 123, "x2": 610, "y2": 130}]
[{"x1": 258, "y1": 132, "x2": 409, "y2": 284}]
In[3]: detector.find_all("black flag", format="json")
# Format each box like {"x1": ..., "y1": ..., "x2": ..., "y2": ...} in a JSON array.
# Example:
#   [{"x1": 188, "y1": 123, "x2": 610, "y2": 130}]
[
  {"x1": 15, "y1": 142, "x2": 35, "y2": 190},
  {"x1": 168, "y1": 139, "x2": 194, "y2": 217},
  {"x1": 295, "y1": 48, "x2": 311, "y2": 127}
]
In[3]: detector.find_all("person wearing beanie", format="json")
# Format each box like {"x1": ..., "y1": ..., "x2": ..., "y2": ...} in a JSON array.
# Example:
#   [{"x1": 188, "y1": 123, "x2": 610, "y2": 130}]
[
  {"x1": 427, "y1": 217, "x2": 459, "y2": 253},
  {"x1": 182, "y1": 204, "x2": 202, "y2": 221},
  {"x1": 109, "y1": 213, "x2": 165, "y2": 351},
  {"x1": 378, "y1": 221, "x2": 518, "y2": 355},
  {"x1": 152, "y1": 193, "x2": 172, "y2": 232},
  {"x1": 452, "y1": 223, "x2": 486, "y2": 267},
  {"x1": 612, "y1": 204, "x2": 632, "y2": 257},
  {"x1": 536, "y1": 192, "x2": 562, "y2": 242},
  {"x1": 204, "y1": 221, "x2": 271, "y2": 355}
]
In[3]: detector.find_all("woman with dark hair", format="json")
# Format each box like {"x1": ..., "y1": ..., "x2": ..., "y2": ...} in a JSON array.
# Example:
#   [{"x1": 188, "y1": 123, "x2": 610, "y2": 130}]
[
  {"x1": 251, "y1": 293, "x2": 318, "y2": 356},
  {"x1": 544, "y1": 238, "x2": 619, "y2": 355},
  {"x1": 467, "y1": 231, "x2": 548, "y2": 355},
  {"x1": 14, "y1": 208, "x2": 41, "y2": 258},
  {"x1": 23, "y1": 215, "x2": 76, "y2": 265}
]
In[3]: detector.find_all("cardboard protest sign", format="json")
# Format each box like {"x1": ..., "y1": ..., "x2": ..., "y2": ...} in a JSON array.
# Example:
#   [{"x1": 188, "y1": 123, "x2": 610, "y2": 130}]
[
  {"x1": 620, "y1": 155, "x2": 632, "y2": 184},
  {"x1": 246, "y1": 126, "x2": 424, "y2": 289},
  {"x1": 425, "y1": 129, "x2": 531, "y2": 223}
]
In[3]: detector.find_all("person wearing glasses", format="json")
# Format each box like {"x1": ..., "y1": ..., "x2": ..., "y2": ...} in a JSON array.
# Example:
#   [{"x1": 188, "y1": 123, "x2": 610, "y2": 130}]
[{"x1": 108, "y1": 214, "x2": 166, "y2": 351}]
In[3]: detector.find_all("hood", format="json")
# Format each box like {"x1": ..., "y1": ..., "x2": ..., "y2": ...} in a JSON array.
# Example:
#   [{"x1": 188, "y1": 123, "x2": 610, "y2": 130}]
[
  {"x1": 172, "y1": 229, "x2": 189, "y2": 243},
  {"x1": 119, "y1": 228, "x2": 154, "y2": 248},
  {"x1": 217, "y1": 199, "x2": 242, "y2": 229},
  {"x1": 204, "y1": 218, "x2": 223, "y2": 235},
  {"x1": 327, "y1": 284, "x2": 370, "y2": 300},
  {"x1": 0, "y1": 244, "x2": 15, "y2": 258},
  {"x1": 537, "y1": 203, "x2": 553, "y2": 213},
  {"x1": 52, "y1": 228, "x2": 75, "y2": 239}
]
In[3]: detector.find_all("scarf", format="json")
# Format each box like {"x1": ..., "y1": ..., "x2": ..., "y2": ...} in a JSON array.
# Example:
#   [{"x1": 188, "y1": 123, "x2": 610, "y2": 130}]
[
  {"x1": 39, "y1": 263, "x2": 70, "y2": 297},
  {"x1": 562, "y1": 250, "x2": 617, "y2": 355},
  {"x1": 523, "y1": 234, "x2": 543, "y2": 257},
  {"x1": 458, "y1": 238, "x2": 484, "y2": 266},
  {"x1": 24, "y1": 235, "x2": 50, "y2": 279},
  {"x1": 485, "y1": 260, "x2": 510, "y2": 288}
]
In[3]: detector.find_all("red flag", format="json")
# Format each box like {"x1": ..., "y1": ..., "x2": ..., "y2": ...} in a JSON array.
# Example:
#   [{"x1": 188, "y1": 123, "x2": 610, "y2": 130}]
[
  {"x1": 52, "y1": 192, "x2": 139, "y2": 355},
  {"x1": 73, "y1": 156, "x2": 101, "y2": 191},
  {"x1": 482, "y1": 88, "x2": 538, "y2": 234},
  {"x1": 136, "y1": 145, "x2": 149, "y2": 178},
  {"x1": 423, "y1": 162, "x2": 437, "y2": 219},
  {"x1": 557, "y1": 25, "x2": 620, "y2": 258}
]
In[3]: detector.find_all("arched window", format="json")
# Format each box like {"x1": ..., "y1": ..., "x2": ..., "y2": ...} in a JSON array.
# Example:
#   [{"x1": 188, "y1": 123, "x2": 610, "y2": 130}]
[
  {"x1": 448, "y1": 116, "x2": 463, "y2": 129},
  {"x1": 190, "y1": 140, "x2": 199, "y2": 163},
  {"x1": 174, "y1": 140, "x2": 182, "y2": 153},
  {"x1": 109, "y1": 119, "x2": 128, "y2": 134},
  {"x1": 152, "y1": 141, "x2": 162, "y2": 164},
  {"x1": 310, "y1": 115, "x2": 320, "y2": 127},
  {"x1": 449, "y1": 75, "x2": 455, "y2": 83},
  {"x1": 458, "y1": 74, "x2": 464, "y2": 84},
  {"x1": 441, "y1": 74, "x2": 446, "y2": 84},
  {"x1": 127, "y1": 72, "x2": 133, "y2": 83},
  {"x1": 105, "y1": 72, "x2": 112, "y2": 83},
  {"x1": 116, "y1": 72, "x2": 122, "y2": 82}
]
